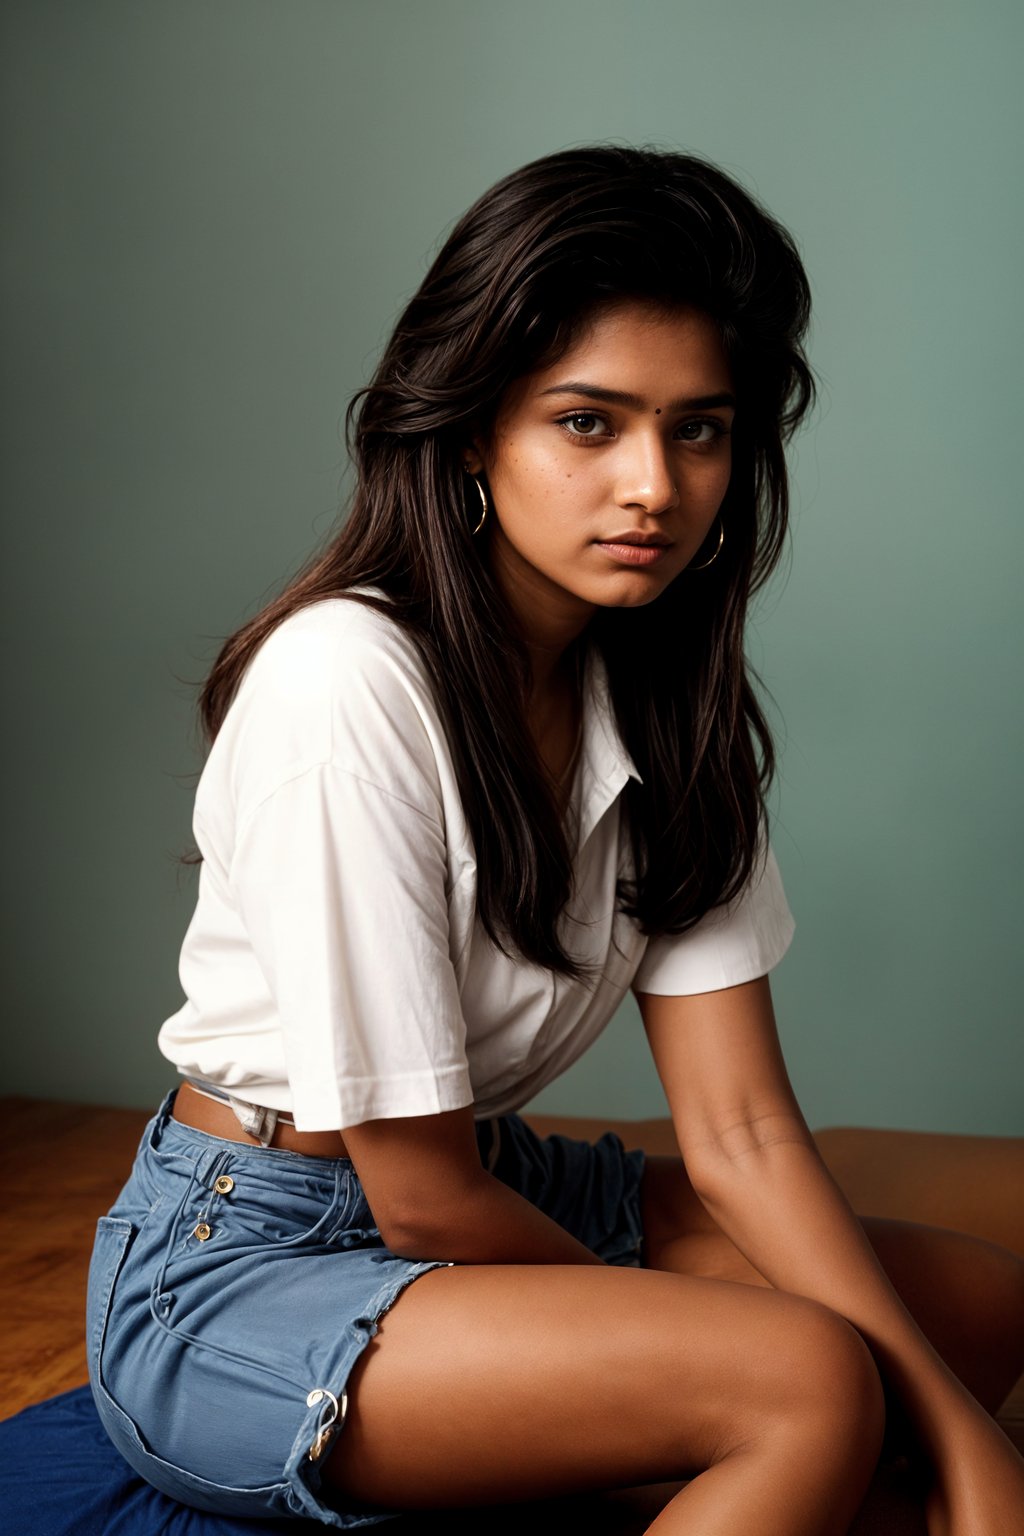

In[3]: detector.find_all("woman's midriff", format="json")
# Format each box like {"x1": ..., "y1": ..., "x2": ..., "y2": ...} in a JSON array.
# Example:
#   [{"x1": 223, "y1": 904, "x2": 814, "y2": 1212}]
[{"x1": 172, "y1": 1082, "x2": 351, "y2": 1159}]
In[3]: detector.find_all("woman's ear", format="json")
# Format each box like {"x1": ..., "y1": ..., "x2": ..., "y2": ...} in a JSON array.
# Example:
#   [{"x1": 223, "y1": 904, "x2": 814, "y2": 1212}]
[{"x1": 462, "y1": 428, "x2": 488, "y2": 477}]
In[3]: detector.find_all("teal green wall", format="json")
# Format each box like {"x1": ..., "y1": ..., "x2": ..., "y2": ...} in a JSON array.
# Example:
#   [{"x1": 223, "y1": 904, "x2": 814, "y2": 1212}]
[{"x1": 3, "y1": 1, "x2": 1021, "y2": 1132}]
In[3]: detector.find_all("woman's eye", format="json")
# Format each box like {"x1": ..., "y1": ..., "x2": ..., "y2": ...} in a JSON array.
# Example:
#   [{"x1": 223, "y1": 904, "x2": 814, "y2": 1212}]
[
  {"x1": 556, "y1": 412, "x2": 729, "y2": 444},
  {"x1": 558, "y1": 412, "x2": 610, "y2": 438},
  {"x1": 678, "y1": 419, "x2": 726, "y2": 443}
]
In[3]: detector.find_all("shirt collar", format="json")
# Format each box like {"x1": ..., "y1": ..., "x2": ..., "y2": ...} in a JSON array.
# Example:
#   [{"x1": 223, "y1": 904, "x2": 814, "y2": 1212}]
[{"x1": 353, "y1": 583, "x2": 642, "y2": 844}]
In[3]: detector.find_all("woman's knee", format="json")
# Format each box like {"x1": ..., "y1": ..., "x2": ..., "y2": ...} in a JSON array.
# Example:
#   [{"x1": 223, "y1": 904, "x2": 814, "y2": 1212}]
[{"x1": 766, "y1": 1296, "x2": 886, "y2": 1458}]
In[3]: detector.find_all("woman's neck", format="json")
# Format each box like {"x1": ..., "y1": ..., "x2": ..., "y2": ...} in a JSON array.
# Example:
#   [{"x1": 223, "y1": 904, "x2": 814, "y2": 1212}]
[{"x1": 488, "y1": 537, "x2": 595, "y2": 698}]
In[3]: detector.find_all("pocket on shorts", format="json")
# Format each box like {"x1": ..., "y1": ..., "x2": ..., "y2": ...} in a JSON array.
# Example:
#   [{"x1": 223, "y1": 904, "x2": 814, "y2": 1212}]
[
  {"x1": 86, "y1": 1216, "x2": 160, "y2": 1466},
  {"x1": 86, "y1": 1216, "x2": 134, "y2": 1394},
  {"x1": 86, "y1": 1216, "x2": 293, "y2": 1517},
  {"x1": 149, "y1": 1162, "x2": 358, "y2": 1293},
  {"x1": 202, "y1": 1158, "x2": 352, "y2": 1249}
]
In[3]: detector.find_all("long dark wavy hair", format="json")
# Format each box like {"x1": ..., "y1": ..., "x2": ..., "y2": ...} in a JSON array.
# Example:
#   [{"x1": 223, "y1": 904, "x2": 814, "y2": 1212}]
[{"x1": 191, "y1": 145, "x2": 815, "y2": 985}]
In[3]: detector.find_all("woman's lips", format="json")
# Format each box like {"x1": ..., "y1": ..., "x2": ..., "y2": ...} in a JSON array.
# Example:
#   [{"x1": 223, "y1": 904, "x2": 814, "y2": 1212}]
[{"x1": 594, "y1": 540, "x2": 670, "y2": 566}]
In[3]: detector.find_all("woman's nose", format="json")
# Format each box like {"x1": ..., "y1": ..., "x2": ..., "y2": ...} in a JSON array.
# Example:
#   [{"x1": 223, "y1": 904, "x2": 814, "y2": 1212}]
[{"x1": 614, "y1": 437, "x2": 680, "y2": 514}]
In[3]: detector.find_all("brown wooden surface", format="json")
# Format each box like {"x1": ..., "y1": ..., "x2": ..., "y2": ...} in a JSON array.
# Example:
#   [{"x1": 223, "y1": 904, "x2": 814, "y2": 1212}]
[
  {"x1": 1, "y1": 1095, "x2": 1020, "y2": 1480},
  {"x1": 0, "y1": 1098, "x2": 150, "y2": 1418}
]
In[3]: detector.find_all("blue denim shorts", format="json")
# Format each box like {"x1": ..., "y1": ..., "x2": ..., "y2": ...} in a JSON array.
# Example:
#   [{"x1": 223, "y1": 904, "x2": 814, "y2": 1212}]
[{"x1": 86, "y1": 1088, "x2": 647, "y2": 1528}]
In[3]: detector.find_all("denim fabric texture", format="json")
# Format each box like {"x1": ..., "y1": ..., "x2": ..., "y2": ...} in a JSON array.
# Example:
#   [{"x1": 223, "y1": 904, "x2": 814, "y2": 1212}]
[{"x1": 86, "y1": 1089, "x2": 647, "y2": 1528}]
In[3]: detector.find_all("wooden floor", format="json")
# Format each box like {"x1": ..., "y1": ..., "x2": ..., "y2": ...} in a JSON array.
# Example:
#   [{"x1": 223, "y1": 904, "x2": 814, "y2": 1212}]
[
  {"x1": 0, "y1": 1097, "x2": 152, "y2": 1418},
  {"x1": 1, "y1": 1095, "x2": 1021, "y2": 1536}
]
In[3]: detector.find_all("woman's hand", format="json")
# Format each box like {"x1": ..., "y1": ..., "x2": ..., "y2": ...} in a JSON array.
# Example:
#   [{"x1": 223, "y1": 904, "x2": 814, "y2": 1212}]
[{"x1": 924, "y1": 1401, "x2": 1024, "y2": 1536}]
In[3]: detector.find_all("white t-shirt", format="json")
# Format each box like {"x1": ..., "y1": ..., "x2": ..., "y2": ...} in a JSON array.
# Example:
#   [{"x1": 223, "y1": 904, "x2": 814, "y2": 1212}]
[{"x1": 158, "y1": 590, "x2": 795, "y2": 1132}]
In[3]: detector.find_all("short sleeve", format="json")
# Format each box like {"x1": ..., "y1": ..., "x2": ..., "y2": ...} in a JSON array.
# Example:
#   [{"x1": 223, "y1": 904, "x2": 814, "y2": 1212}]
[
  {"x1": 230, "y1": 762, "x2": 473, "y2": 1132},
  {"x1": 631, "y1": 842, "x2": 795, "y2": 996}
]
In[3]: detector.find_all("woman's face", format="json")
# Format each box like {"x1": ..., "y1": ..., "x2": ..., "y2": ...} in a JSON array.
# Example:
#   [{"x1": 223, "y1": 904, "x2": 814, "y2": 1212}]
[{"x1": 469, "y1": 298, "x2": 736, "y2": 648}]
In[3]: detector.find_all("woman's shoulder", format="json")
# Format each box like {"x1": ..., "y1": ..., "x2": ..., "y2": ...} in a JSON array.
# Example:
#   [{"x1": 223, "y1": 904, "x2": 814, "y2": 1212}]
[
  {"x1": 238, "y1": 587, "x2": 436, "y2": 719},
  {"x1": 245, "y1": 586, "x2": 424, "y2": 684},
  {"x1": 209, "y1": 588, "x2": 449, "y2": 821}
]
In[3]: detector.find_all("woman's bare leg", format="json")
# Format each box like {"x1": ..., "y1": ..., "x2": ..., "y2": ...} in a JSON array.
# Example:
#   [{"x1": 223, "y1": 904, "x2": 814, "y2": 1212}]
[
  {"x1": 858, "y1": 1217, "x2": 1024, "y2": 1417},
  {"x1": 640, "y1": 1154, "x2": 1024, "y2": 1416},
  {"x1": 323, "y1": 1262, "x2": 885, "y2": 1535}
]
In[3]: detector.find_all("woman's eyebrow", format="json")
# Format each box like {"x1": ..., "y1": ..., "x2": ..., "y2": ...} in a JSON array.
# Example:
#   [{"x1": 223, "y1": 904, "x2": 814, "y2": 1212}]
[{"x1": 538, "y1": 382, "x2": 736, "y2": 411}]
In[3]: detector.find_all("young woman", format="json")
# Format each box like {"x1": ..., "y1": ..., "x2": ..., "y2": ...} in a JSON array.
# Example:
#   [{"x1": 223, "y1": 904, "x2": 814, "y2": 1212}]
[{"x1": 87, "y1": 146, "x2": 1024, "y2": 1535}]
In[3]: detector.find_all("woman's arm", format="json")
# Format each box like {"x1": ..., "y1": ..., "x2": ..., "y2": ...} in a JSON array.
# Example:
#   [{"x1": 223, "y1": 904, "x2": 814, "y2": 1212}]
[
  {"x1": 636, "y1": 977, "x2": 1024, "y2": 1512},
  {"x1": 341, "y1": 1105, "x2": 605, "y2": 1267}
]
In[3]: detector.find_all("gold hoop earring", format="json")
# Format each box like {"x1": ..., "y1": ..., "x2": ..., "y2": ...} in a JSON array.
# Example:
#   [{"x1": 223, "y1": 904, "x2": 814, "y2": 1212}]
[
  {"x1": 687, "y1": 518, "x2": 724, "y2": 571},
  {"x1": 466, "y1": 471, "x2": 489, "y2": 536}
]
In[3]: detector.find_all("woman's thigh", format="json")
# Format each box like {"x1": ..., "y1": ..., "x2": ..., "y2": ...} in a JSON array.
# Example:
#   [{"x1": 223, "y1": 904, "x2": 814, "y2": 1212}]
[
  {"x1": 321, "y1": 1259, "x2": 883, "y2": 1514},
  {"x1": 639, "y1": 1153, "x2": 1024, "y2": 1415}
]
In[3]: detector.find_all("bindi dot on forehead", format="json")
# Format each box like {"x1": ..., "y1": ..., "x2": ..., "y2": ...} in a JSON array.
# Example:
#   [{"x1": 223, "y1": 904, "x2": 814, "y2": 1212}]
[{"x1": 655, "y1": 408, "x2": 662, "y2": 415}]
